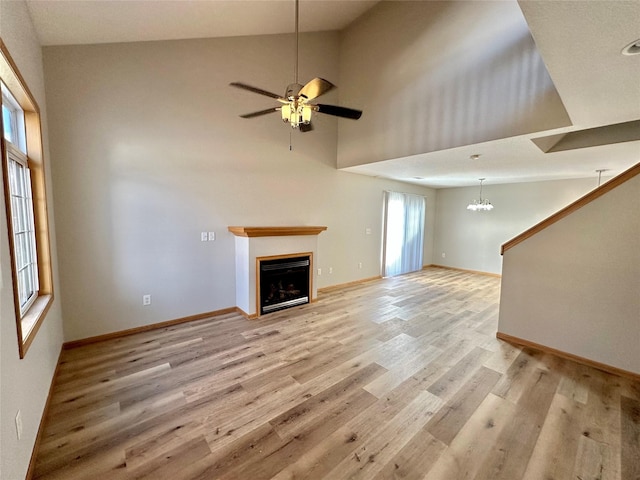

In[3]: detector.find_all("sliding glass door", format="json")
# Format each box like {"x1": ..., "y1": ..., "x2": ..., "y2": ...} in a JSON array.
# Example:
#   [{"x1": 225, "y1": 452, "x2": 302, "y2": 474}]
[{"x1": 382, "y1": 191, "x2": 426, "y2": 277}]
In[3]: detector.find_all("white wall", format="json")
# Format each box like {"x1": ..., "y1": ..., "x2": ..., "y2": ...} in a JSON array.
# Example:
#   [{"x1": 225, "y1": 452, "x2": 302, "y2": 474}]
[
  {"x1": 0, "y1": 1, "x2": 65, "y2": 479},
  {"x1": 42, "y1": 34, "x2": 436, "y2": 342},
  {"x1": 499, "y1": 174, "x2": 640, "y2": 374},
  {"x1": 433, "y1": 177, "x2": 606, "y2": 274},
  {"x1": 337, "y1": 0, "x2": 571, "y2": 168}
]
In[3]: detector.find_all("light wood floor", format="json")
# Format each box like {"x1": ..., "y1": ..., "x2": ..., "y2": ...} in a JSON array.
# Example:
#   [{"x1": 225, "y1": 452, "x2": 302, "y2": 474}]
[{"x1": 34, "y1": 268, "x2": 640, "y2": 480}]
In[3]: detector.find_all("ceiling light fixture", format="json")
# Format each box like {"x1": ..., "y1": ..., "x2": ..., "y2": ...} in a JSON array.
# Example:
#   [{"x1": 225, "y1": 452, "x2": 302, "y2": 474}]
[
  {"x1": 622, "y1": 38, "x2": 640, "y2": 56},
  {"x1": 230, "y1": 0, "x2": 362, "y2": 132},
  {"x1": 467, "y1": 178, "x2": 494, "y2": 211}
]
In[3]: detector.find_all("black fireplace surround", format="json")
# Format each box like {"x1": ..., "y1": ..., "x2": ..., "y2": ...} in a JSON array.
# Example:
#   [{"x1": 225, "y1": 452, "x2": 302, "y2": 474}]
[{"x1": 259, "y1": 255, "x2": 310, "y2": 315}]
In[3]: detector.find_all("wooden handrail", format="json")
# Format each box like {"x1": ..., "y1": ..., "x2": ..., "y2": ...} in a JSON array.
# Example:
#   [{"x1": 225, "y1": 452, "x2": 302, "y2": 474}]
[{"x1": 501, "y1": 161, "x2": 640, "y2": 254}]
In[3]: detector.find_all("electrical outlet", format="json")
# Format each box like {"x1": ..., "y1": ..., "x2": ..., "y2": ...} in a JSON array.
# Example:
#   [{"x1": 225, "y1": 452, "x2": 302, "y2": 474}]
[
  {"x1": 201, "y1": 232, "x2": 208, "y2": 242},
  {"x1": 143, "y1": 294, "x2": 151, "y2": 306},
  {"x1": 365, "y1": 228, "x2": 372, "y2": 235},
  {"x1": 442, "y1": 252, "x2": 446, "y2": 258},
  {"x1": 329, "y1": 267, "x2": 333, "y2": 274},
  {"x1": 358, "y1": 262, "x2": 363, "y2": 269},
  {"x1": 15, "y1": 410, "x2": 22, "y2": 440},
  {"x1": 317, "y1": 268, "x2": 322, "y2": 276},
  {"x1": 208, "y1": 232, "x2": 216, "y2": 241}
]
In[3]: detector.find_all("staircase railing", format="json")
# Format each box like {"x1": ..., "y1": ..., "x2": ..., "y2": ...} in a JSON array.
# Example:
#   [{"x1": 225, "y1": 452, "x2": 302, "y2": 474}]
[{"x1": 501, "y1": 161, "x2": 640, "y2": 254}]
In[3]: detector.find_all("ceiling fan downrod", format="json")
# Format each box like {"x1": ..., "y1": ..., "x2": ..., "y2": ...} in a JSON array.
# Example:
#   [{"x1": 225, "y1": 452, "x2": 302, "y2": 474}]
[
  {"x1": 229, "y1": 0, "x2": 362, "y2": 131},
  {"x1": 294, "y1": 0, "x2": 299, "y2": 86}
]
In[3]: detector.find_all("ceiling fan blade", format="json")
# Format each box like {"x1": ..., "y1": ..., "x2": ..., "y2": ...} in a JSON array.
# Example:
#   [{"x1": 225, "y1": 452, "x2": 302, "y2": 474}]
[
  {"x1": 240, "y1": 107, "x2": 280, "y2": 119},
  {"x1": 230, "y1": 82, "x2": 283, "y2": 100},
  {"x1": 299, "y1": 122, "x2": 314, "y2": 133},
  {"x1": 298, "y1": 78, "x2": 335, "y2": 101},
  {"x1": 316, "y1": 104, "x2": 363, "y2": 120}
]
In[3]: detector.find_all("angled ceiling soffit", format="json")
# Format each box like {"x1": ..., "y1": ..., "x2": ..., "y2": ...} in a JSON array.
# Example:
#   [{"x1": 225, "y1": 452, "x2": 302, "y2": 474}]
[{"x1": 532, "y1": 120, "x2": 640, "y2": 153}]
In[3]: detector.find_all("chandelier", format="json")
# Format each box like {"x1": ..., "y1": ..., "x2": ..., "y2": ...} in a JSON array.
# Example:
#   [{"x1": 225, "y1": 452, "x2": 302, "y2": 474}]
[{"x1": 467, "y1": 178, "x2": 494, "y2": 211}]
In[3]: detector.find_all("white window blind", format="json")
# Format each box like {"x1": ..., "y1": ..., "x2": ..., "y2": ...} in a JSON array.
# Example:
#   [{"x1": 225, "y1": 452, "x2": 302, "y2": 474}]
[{"x1": 382, "y1": 191, "x2": 425, "y2": 277}]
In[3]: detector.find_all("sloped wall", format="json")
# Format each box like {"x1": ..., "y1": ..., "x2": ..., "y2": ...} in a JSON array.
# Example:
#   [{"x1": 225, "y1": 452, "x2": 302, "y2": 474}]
[
  {"x1": 337, "y1": 0, "x2": 571, "y2": 168},
  {"x1": 498, "y1": 173, "x2": 640, "y2": 374}
]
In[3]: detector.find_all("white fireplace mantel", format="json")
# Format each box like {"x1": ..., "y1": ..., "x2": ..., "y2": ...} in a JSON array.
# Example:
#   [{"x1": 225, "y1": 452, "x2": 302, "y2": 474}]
[{"x1": 228, "y1": 226, "x2": 327, "y2": 318}]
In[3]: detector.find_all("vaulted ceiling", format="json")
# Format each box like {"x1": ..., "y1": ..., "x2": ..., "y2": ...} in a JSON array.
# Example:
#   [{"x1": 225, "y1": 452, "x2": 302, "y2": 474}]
[
  {"x1": 25, "y1": 1, "x2": 379, "y2": 46},
  {"x1": 25, "y1": 0, "x2": 640, "y2": 187}
]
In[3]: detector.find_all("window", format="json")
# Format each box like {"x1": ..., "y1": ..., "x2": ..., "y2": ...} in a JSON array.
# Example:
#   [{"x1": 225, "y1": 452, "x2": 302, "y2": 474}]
[
  {"x1": 6, "y1": 142, "x2": 39, "y2": 313},
  {"x1": 1, "y1": 40, "x2": 54, "y2": 358},
  {"x1": 2, "y1": 81, "x2": 26, "y2": 151},
  {"x1": 382, "y1": 191, "x2": 426, "y2": 277},
  {"x1": 3, "y1": 82, "x2": 38, "y2": 316}
]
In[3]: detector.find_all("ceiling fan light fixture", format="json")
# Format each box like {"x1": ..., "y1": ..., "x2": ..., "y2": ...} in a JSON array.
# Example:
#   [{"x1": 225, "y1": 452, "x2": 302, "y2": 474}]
[
  {"x1": 302, "y1": 105, "x2": 312, "y2": 123},
  {"x1": 230, "y1": 0, "x2": 362, "y2": 131},
  {"x1": 281, "y1": 103, "x2": 292, "y2": 122},
  {"x1": 281, "y1": 103, "x2": 313, "y2": 128}
]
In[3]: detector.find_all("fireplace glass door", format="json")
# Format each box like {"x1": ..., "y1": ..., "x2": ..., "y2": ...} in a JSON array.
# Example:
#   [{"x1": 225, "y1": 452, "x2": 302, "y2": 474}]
[{"x1": 259, "y1": 255, "x2": 310, "y2": 315}]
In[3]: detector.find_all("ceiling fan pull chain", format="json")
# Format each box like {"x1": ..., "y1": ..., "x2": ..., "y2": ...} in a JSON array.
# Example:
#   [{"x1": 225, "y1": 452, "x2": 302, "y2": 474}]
[{"x1": 289, "y1": 131, "x2": 293, "y2": 151}]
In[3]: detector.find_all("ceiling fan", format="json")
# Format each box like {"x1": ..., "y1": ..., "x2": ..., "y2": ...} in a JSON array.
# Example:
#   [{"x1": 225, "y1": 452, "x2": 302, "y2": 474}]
[{"x1": 230, "y1": 0, "x2": 362, "y2": 132}]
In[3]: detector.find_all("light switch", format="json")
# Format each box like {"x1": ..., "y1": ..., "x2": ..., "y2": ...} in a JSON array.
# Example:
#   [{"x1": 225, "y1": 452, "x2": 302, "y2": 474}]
[
  {"x1": 208, "y1": 232, "x2": 216, "y2": 241},
  {"x1": 201, "y1": 232, "x2": 208, "y2": 242}
]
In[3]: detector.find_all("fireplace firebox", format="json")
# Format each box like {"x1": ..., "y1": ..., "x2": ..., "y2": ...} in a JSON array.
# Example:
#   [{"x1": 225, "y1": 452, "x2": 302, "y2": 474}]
[{"x1": 258, "y1": 255, "x2": 311, "y2": 315}]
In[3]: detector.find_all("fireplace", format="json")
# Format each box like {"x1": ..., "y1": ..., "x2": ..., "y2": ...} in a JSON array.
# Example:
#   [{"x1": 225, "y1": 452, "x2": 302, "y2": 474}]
[
  {"x1": 228, "y1": 226, "x2": 326, "y2": 318},
  {"x1": 258, "y1": 254, "x2": 311, "y2": 315}
]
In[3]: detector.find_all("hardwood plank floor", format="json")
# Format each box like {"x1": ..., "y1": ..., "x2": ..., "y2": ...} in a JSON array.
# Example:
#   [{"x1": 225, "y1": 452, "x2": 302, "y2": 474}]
[{"x1": 33, "y1": 268, "x2": 640, "y2": 479}]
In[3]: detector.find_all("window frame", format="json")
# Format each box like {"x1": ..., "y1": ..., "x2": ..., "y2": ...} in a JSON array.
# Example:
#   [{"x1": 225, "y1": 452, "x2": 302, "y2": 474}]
[
  {"x1": 6, "y1": 141, "x2": 40, "y2": 315},
  {"x1": 1, "y1": 38, "x2": 54, "y2": 358}
]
